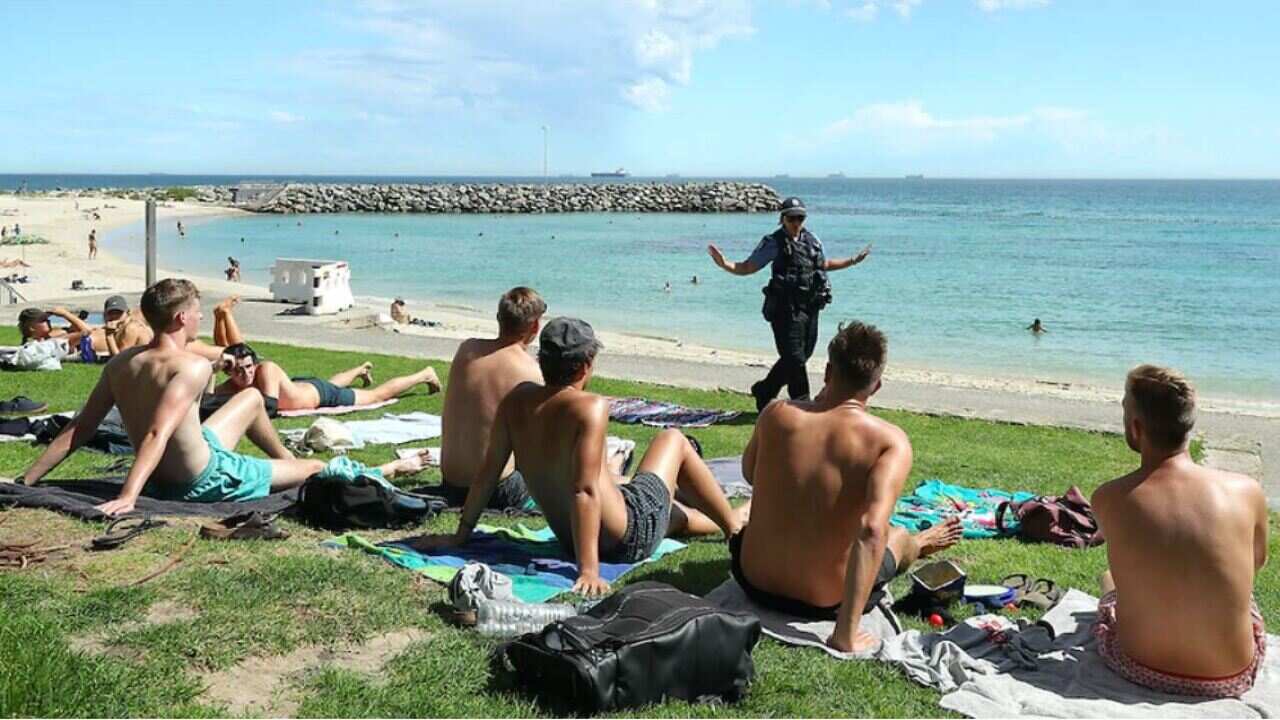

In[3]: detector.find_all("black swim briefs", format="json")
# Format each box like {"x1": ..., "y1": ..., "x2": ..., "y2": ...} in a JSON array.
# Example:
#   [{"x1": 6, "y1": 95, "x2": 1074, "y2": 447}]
[{"x1": 729, "y1": 525, "x2": 898, "y2": 620}]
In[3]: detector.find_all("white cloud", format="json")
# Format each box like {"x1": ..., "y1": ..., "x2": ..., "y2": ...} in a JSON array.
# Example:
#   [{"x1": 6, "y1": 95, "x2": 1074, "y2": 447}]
[
  {"x1": 269, "y1": 110, "x2": 302, "y2": 124},
  {"x1": 624, "y1": 77, "x2": 671, "y2": 112},
  {"x1": 846, "y1": 2, "x2": 878, "y2": 22},
  {"x1": 976, "y1": 0, "x2": 1050, "y2": 11},
  {"x1": 305, "y1": 1, "x2": 754, "y2": 117},
  {"x1": 840, "y1": 0, "x2": 920, "y2": 21},
  {"x1": 809, "y1": 100, "x2": 1094, "y2": 151}
]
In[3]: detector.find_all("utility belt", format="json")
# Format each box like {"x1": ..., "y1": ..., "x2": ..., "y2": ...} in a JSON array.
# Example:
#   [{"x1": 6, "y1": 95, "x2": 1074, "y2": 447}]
[{"x1": 762, "y1": 275, "x2": 832, "y2": 322}]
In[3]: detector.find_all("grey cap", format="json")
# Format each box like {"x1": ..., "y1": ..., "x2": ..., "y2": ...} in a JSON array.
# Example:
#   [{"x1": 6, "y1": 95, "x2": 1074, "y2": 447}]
[
  {"x1": 539, "y1": 317, "x2": 603, "y2": 360},
  {"x1": 780, "y1": 196, "x2": 807, "y2": 217},
  {"x1": 103, "y1": 295, "x2": 129, "y2": 315}
]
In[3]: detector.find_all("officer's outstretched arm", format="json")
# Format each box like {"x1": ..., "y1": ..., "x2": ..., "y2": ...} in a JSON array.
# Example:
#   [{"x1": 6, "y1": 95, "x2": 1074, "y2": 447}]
[{"x1": 707, "y1": 244, "x2": 761, "y2": 275}]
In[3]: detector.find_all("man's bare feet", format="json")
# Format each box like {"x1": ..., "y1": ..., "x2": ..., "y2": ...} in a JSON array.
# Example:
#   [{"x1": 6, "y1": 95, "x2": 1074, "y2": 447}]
[
  {"x1": 382, "y1": 449, "x2": 431, "y2": 479},
  {"x1": 916, "y1": 516, "x2": 963, "y2": 558},
  {"x1": 358, "y1": 362, "x2": 374, "y2": 388},
  {"x1": 214, "y1": 295, "x2": 241, "y2": 314},
  {"x1": 419, "y1": 367, "x2": 442, "y2": 394}
]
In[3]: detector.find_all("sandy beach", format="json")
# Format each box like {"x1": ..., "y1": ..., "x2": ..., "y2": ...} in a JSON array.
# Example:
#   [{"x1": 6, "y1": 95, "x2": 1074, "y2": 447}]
[{"x1": 2, "y1": 192, "x2": 1275, "y2": 500}]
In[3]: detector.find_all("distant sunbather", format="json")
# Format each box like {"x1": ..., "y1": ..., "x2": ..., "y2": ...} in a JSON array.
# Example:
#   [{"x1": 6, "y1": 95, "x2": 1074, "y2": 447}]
[
  {"x1": 438, "y1": 287, "x2": 546, "y2": 511},
  {"x1": 391, "y1": 298, "x2": 410, "y2": 324},
  {"x1": 0, "y1": 258, "x2": 31, "y2": 268},
  {"x1": 413, "y1": 317, "x2": 742, "y2": 596},
  {"x1": 1091, "y1": 365, "x2": 1267, "y2": 698},
  {"x1": 225, "y1": 256, "x2": 241, "y2": 282},
  {"x1": 734, "y1": 321, "x2": 961, "y2": 653},
  {"x1": 212, "y1": 342, "x2": 441, "y2": 412}
]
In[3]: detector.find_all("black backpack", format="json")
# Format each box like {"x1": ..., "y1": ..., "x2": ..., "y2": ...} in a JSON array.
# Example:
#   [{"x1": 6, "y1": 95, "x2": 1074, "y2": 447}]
[
  {"x1": 503, "y1": 581, "x2": 761, "y2": 714},
  {"x1": 295, "y1": 474, "x2": 441, "y2": 531}
]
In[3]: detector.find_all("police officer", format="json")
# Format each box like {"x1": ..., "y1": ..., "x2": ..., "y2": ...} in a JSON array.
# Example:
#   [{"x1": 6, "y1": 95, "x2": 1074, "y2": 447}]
[{"x1": 707, "y1": 197, "x2": 871, "y2": 411}]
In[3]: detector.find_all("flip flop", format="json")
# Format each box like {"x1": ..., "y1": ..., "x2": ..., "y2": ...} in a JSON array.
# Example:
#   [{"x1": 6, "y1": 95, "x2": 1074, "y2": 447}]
[
  {"x1": 1021, "y1": 578, "x2": 1064, "y2": 610},
  {"x1": 200, "y1": 511, "x2": 290, "y2": 541},
  {"x1": 90, "y1": 514, "x2": 168, "y2": 551},
  {"x1": 1000, "y1": 573, "x2": 1031, "y2": 604}
]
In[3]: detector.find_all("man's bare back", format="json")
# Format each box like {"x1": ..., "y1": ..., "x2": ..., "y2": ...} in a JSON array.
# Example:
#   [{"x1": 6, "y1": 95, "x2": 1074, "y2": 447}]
[
  {"x1": 440, "y1": 338, "x2": 542, "y2": 488},
  {"x1": 1094, "y1": 457, "x2": 1266, "y2": 678},
  {"x1": 741, "y1": 398, "x2": 907, "y2": 607},
  {"x1": 499, "y1": 382, "x2": 631, "y2": 550}
]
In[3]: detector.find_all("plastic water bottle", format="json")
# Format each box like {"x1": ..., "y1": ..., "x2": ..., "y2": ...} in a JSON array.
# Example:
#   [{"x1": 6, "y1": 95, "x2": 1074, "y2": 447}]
[{"x1": 475, "y1": 599, "x2": 578, "y2": 638}]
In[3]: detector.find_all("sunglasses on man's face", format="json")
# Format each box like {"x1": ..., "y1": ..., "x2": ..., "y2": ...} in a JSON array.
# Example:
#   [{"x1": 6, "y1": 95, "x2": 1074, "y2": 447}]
[{"x1": 783, "y1": 215, "x2": 806, "y2": 223}]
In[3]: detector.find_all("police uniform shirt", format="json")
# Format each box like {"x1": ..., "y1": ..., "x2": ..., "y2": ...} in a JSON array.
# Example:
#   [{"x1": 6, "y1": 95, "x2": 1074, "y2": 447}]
[{"x1": 746, "y1": 227, "x2": 825, "y2": 270}]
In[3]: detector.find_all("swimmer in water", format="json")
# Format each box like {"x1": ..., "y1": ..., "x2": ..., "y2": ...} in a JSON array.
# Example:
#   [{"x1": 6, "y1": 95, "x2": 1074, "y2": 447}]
[{"x1": 1027, "y1": 318, "x2": 1047, "y2": 335}]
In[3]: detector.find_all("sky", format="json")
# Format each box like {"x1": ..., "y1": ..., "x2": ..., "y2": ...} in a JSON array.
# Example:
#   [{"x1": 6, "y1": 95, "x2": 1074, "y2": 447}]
[{"x1": 2, "y1": 0, "x2": 1278, "y2": 178}]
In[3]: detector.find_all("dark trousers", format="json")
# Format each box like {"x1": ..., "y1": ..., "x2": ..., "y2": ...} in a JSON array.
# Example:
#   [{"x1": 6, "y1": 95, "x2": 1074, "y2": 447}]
[{"x1": 757, "y1": 309, "x2": 820, "y2": 402}]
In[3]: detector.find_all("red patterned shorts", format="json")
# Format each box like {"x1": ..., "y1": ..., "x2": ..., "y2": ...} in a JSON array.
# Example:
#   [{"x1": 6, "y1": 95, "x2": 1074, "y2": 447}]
[{"x1": 1093, "y1": 591, "x2": 1266, "y2": 698}]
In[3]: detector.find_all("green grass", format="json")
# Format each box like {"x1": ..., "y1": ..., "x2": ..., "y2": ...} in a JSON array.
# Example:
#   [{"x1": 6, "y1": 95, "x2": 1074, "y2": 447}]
[
  {"x1": 1, "y1": 326, "x2": 1275, "y2": 718},
  {"x1": 158, "y1": 187, "x2": 199, "y2": 202},
  {"x1": 0, "y1": 234, "x2": 49, "y2": 246}
]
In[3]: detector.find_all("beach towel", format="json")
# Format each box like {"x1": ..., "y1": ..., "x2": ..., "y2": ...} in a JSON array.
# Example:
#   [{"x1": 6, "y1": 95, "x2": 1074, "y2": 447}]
[
  {"x1": 706, "y1": 457, "x2": 753, "y2": 499},
  {"x1": 608, "y1": 397, "x2": 741, "y2": 428},
  {"x1": 281, "y1": 412, "x2": 443, "y2": 449},
  {"x1": 324, "y1": 523, "x2": 686, "y2": 604},
  {"x1": 893, "y1": 479, "x2": 1037, "y2": 539},
  {"x1": 0, "y1": 477, "x2": 298, "y2": 521},
  {"x1": 705, "y1": 577, "x2": 902, "y2": 659},
  {"x1": 277, "y1": 398, "x2": 399, "y2": 417},
  {"x1": 885, "y1": 589, "x2": 1280, "y2": 718}
]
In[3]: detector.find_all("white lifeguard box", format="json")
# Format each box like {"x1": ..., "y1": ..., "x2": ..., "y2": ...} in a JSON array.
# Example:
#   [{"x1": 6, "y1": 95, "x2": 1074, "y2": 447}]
[{"x1": 269, "y1": 258, "x2": 355, "y2": 315}]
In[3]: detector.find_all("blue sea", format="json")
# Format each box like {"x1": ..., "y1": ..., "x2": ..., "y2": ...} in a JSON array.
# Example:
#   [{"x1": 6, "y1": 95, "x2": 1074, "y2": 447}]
[{"x1": 88, "y1": 177, "x2": 1279, "y2": 403}]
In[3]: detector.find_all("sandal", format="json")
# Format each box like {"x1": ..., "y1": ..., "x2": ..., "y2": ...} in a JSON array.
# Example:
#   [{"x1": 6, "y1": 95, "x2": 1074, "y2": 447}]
[
  {"x1": 200, "y1": 511, "x2": 290, "y2": 541},
  {"x1": 1020, "y1": 578, "x2": 1064, "y2": 610},
  {"x1": 1000, "y1": 573, "x2": 1031, "y2": 604},
  {"x1": 90, "y1": 514, "x2": 168, "y2": 551}
]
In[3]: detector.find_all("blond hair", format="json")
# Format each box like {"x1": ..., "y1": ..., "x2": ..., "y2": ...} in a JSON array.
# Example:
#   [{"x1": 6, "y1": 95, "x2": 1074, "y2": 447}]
[
  {"x1": 497, "y1": 287, "x2": 546, "y2": 335},
  {"x1": 1126, "y1": 364, "x2": 1197, "y2": 448},
  {"x1": 140, "y1": 278, "x2": 200, "y2": 332}
]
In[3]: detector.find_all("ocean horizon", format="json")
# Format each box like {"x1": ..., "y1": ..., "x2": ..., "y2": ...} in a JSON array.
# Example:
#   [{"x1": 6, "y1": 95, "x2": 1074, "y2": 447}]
[{"x1": 95, "y1": 177, "x2": 1278, "y2": 404}]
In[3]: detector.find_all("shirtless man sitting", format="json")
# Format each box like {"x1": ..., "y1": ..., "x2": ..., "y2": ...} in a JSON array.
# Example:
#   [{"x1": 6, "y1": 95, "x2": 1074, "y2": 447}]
[
  {"x1": 20, "y1": 279, "x2": 328, "y2": 515},
  {"x1": 1091, "y1": 365, "x2": 1267, "y2": 698},
  {"x1": 415, "y1": 317, "x2": 743, "y2": 595},
  {"x1": 438, "y1": 287, "x2": 545, "y2": 511},
  {"x1": 213, "y1": 342, "x2": 441, "y2": 412},
  {"x1": 21, "y1": 279, "x2": 433, "y2": 515},
  {"x1": 734, "y1": 321, "x2": 961, "y2": 653}
]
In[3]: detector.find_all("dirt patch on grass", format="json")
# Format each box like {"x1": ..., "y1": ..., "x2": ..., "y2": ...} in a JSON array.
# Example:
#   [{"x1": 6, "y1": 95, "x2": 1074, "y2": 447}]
[
  {"x1": 69, "y1": 600, "x2": 199, "y2": 660},
  {"x1": 200, "y1": 628, "x2": 429, "y2": 716}
]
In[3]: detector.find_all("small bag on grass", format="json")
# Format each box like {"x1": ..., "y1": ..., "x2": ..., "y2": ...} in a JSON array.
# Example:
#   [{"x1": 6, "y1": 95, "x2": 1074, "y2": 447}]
[
  {"x1": 296, "y1": 474, "x2": 440, "y2": 531},
  {"x1": 503, "y1": 581, "x2": 761, "y2": 715},
  {"x1": 996, "y1": 485, "x2": 1105, "y2": 549}
]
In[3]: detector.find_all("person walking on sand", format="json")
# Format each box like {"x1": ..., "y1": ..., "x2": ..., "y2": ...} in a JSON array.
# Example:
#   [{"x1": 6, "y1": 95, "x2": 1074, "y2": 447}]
[
  {"x1": 88, "y1": 229, "x2": 97, "y2": 259},
  {"x1": 1027, "y1": 318, "x2": 1046, "y2": 335},
  {"x1": 225, "y1": 257, "x2": 241, "y2": 282},
  {"x1": 708, "y1": 197, "x2": 871, "y2": 412},
  {"x1": 177, "y1": 220, "x2": 185, "y2": 237}
]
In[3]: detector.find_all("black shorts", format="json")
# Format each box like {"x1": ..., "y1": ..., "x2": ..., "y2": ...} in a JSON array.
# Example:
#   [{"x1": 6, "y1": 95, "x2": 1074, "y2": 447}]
[
  {"x1": 437, "y1": 472, "x2": 535, "y2": 512},
  {"x1": 729, "y1": 525, "x2": 899, "y2": 619},
  {"x1": 292, "y1": 377, "x2": 356, "y2": 408}
]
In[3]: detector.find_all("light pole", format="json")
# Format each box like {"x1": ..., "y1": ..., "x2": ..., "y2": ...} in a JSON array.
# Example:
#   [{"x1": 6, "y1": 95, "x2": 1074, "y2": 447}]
[{"x1": 541, "y1": 125, "x2": 549, "y2": 178}]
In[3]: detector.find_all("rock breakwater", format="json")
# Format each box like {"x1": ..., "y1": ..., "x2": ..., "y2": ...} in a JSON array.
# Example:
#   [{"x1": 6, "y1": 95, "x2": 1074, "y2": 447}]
[{"x1": 257, "y1": 182, "x2": 780, "y2": 214}]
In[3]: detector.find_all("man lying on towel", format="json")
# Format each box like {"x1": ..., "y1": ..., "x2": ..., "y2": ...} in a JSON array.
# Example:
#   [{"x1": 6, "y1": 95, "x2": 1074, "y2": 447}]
[
  {"x1": 212, "y1": 342, "x2": 441, "y2": 413},
  {"x1": 413, "y1": 317, "x2": 744, "y2": 596},
  {"x1": 438, "y1": 287, "x2": 546, "y2": 511},
  {"x1": 1092, "y1": 364, "x2": 1268, "y2": 699},
  {"x1": 20, "y1": 279, "x2": 332, "y2": 515},
  {"x1": 734, "y1": 321, "x2": 961, "y2": 653}
]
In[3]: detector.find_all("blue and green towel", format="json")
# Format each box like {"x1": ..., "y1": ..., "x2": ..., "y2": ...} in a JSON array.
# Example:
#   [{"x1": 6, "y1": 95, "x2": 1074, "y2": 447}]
[
  {"x1": 892, "y1": 479, "x2": 1036, "y2": 539},
  {"x1": 325, "y1": 524, "x2": 686, "y2": 603}
]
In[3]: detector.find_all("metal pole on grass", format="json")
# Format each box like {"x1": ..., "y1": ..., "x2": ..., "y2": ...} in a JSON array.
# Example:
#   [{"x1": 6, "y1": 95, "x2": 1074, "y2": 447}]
[{"x1": 145, "y1": 199, "x2": 156, "y2": 288}]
